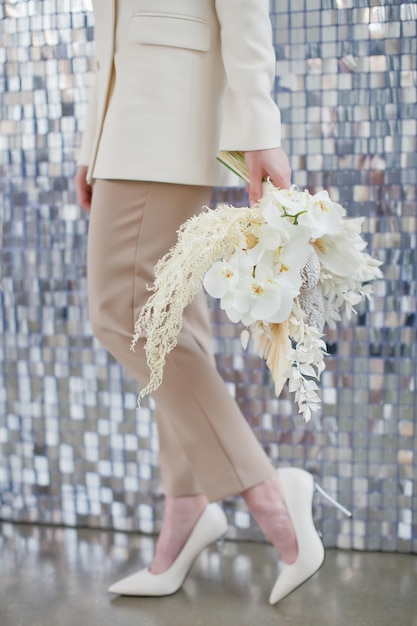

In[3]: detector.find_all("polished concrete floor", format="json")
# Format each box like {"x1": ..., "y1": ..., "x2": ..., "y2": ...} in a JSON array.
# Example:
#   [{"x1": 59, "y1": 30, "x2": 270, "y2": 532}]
[{"x1": 1, "y1": 521, "x2": 417, "y2": 626}]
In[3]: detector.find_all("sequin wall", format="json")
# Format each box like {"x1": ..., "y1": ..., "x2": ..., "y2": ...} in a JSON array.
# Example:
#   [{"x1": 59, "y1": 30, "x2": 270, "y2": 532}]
[{"x1": 0, "y1": 0, "x2": 416, "y2": 552}]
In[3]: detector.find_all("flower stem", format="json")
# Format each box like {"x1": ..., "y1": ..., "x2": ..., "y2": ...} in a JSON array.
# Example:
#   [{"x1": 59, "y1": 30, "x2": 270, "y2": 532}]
[{"x1": 281, "y1": 208, "x2": 308, "y2": 224}]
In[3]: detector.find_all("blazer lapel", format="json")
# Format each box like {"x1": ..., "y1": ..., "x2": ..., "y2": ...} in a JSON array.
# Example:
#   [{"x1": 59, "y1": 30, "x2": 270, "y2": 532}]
[{"x1": 92, "y1": 0, "x2": 116, "y2": 53}]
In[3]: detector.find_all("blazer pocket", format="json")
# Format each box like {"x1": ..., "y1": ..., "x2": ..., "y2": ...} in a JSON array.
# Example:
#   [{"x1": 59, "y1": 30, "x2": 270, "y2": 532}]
[{"x1": 129, "y1": 13, "x2": 211, "y2": 51}]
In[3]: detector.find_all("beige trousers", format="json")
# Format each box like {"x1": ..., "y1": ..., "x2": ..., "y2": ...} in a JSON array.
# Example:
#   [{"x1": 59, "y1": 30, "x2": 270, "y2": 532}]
[{"x1": 88, "y1": 180, "x2": 275, "y2": 501}]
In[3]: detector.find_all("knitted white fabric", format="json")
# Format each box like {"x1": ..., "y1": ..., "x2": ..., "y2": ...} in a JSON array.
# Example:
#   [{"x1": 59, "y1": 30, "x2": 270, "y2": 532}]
[{"x1": 299, "y1": 251, "x2": 325, "y2": 332}]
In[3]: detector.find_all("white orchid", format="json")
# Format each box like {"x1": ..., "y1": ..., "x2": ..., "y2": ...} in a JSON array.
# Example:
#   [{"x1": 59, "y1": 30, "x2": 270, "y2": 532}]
[
  {"x1": 298, "y1": 189, "x2": 346, "y2": 239},
  {"x1": 313, "y1": 232, "x2": 365, "y2": 276},
  {"x1": 261, "y1": 184, "x2": 307, "y2": 218},
  {"x1": 240, "y1": 263, "x2": 299, "y2": 325},
  {"x1": 205, "y1": 248, "x2": 302, "y2": 327},
  {"x1": 203, "y1": 256, "x2": 241, "y2": 299}
]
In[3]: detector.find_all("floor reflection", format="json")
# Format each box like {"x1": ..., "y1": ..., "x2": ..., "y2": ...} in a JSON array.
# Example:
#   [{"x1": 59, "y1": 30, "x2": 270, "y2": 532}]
[{"x1": 1, "y1": 522, "x2": 417, "y2": 626}]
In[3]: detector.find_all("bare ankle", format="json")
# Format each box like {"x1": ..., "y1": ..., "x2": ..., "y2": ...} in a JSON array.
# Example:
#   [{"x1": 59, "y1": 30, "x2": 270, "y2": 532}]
[
  {"x1": 242, "y1": 474, "x2": 298, "y2": 565},
  {"x1": 150, "y1": 494, "x2": 209, "y2": 575},
  {"x1": 242, "y1": 473, "x2": 284, "y2": 513},
  {"x1": 164, "y1": 494, "x2": 208, "y2": 520}
]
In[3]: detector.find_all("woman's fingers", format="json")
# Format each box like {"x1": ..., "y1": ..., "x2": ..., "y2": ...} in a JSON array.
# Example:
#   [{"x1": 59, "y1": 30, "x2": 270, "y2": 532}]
[
  {"x1": 244, "y1": 148, "x2": 292, "y2": 205},
  {"x1": 75, "y1": 165, "x2": 93, "y2": 211}
]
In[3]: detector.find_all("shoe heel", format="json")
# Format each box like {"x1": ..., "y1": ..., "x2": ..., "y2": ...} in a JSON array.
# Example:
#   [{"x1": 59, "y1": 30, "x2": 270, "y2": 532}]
[
  {"x1": 216, "y1": 534, "x2": 226, "y2": 553},
  {"x1": 314, "y1": 482, "x2": 352, "y2": 518}
]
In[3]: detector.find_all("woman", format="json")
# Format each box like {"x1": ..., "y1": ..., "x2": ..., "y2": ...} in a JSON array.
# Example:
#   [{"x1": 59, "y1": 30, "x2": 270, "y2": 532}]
[{"x1": 75, "y1": 0, "x2": 333, "y2": 604}]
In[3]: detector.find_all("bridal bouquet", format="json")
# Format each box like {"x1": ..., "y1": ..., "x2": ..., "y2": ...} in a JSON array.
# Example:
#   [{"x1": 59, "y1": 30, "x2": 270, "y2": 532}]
[{"x1": 132, "y1": 152, "x2": 382, "y2": 421}]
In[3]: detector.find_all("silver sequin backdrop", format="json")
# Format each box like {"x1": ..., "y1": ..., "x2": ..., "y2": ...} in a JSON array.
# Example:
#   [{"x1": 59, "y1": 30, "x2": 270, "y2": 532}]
[{"x1": 0, "y1": 0, "x2": 416, "y2": 552}]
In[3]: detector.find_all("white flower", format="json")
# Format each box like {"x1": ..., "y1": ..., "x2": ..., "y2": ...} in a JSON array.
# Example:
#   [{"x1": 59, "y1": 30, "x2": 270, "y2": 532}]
[
  {"x1": 218, "y1": 260, "x2": 300, "y2": 326},
  {"x1": 261, "y1": 184, "x2": 307, "y2": 217},
  {"x1": 248, "y1": 220, "x2": 284, "y2": 252},
  {"x1": 261, "y1": 189, "x2": 306, "y2": 231},
  {"x1": 203, "y1": 259, "x2": 239, "y2": 298},
  {"x1": 261, "y1": 184, "x2": 345, "y2": 241},
  {"x1": 276, "y1": 224, "x2": 313, "y2": 272},
  {"x1": 298, "y1": 189, "x2": 346, "y2": 239},
  {"x1": 313, "y1": 233, "x2": 364, "y2": 276}
]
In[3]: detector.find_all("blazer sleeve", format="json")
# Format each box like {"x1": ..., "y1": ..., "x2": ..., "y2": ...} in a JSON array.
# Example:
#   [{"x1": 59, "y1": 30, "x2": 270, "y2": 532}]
[
  {"x1": 215, "y1": 0, "x2": 281, "y2": 151},
  {"x1": 77, "y1": 74, "x2": 99, "y2": 167}
]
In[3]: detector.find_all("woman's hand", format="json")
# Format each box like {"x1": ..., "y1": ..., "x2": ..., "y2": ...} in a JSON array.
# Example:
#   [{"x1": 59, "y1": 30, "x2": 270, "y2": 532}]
[
  {"x1": 244, "y1": 147, "x2": 292, "y2": 206},
  {"x1": 75, "y1": 165, "x2": 93, "y2": 211}
]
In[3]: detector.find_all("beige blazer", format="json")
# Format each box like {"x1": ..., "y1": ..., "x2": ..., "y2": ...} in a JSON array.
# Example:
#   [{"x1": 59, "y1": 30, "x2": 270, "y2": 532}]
[{"x1": 78, "y1": 0, "x2": 282, "y2": 187}]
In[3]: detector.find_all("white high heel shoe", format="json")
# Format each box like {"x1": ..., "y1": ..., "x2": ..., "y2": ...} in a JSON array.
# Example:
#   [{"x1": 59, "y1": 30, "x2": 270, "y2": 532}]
[
  {"x1": 108, "y1": 503, "x2": 228, "y2": 596},
  {"x1": 269, "y1": 467, "x2": 352, "y2": 605}
]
